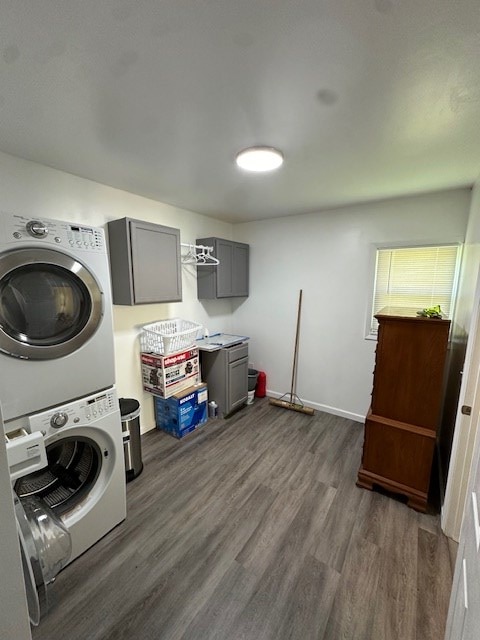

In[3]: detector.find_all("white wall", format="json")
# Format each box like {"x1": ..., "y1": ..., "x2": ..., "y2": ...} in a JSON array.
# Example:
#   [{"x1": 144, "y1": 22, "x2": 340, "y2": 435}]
[
  {"x1": 0, "y1": 151, "x2": 234, "y2": 431},
  {"x1": 233, "y1": 189, "x2": 471, "y2": 421}
]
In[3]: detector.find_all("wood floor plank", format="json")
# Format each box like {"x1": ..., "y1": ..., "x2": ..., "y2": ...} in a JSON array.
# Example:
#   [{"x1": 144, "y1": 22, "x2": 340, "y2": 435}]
[
  {"x1": 276, "y1": 555, "x2": 340, "y2": 640},
  {"x1": 179, "y1": 560, "x2": 259, "y2": 640},
  {"x1": 262, "y1": 430, "x2": 319, "y2": 492},
  {"x1": 311, "y1": 478, "x2": 364, "y2": 572},
  {"x1": 314, "y1": 418, "x2": 363, "y2": 488},
  {"x1": 352, "y1": 487, "x2": 391, "y2": 548},
  {"x1": 416, "y1": 527, "x2": 453, "y2": 640},
  {"x1": 322, "y1": 535, "x2": 381, "y2": 640},
  {"x1": 102, "y1": 485, "x2": 276, "y2": 640},
  {"x1": 228, "y1": 481, "x2": 337, "y2": 639},
  {"x1": 371, "y1": 499, "x2": 419, "y2": 640},
  {"x1": 236, "y1": 469, "x2": 335, "y2": 575},
  {"x1": 235, "y1": 451, "x2": 319, "y2": 576},
  {"x1": 31, "y1": 401, "x2": 453, "y2": 640}
]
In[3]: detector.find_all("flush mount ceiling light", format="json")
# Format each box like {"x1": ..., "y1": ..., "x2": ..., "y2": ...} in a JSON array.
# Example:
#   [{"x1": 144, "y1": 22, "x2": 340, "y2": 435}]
[{"x1": 235, "y1": 146, "x2": 284, "y2": 172}]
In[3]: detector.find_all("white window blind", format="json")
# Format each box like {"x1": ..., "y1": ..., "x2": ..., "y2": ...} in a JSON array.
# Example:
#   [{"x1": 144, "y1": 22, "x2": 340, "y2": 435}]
[{"x1": 370, "y1": 244, "x2": 460, "y2": 334}]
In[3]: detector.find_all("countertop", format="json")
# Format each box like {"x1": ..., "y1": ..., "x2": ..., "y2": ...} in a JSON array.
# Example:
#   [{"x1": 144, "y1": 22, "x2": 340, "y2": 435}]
[{"x1": 195, "y1": 333, "x2": 249, "y2": 352}]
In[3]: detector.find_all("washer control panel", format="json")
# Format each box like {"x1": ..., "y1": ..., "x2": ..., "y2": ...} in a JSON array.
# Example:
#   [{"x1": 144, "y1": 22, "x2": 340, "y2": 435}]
[
  {"x1": 83, "y1": 391, "x2": 116, "y2": 421},
  {"x1": 1, "y1": 212, "x2": 105, "y2": 252},
  {"x1": 29, "y1": 389, "x2": 118, "y2": 434}
]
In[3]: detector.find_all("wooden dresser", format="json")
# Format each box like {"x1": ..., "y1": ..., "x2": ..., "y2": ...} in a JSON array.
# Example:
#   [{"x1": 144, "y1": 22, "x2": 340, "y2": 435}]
[{"x1": 357, "y1": 307, "x2": 450, "y2": 512}]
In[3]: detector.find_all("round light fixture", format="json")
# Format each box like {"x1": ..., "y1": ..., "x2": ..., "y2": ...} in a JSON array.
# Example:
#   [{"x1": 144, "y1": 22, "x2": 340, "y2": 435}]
[{"x1": 235, "y1": 146, "x2": 284, "y2": 172}]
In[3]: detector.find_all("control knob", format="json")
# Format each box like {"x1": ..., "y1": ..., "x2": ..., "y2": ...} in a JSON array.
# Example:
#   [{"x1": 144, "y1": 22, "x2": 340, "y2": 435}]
[
  {"x1": 26, "y1": 220, "x2": 48, "y2": 238},
  {"x1": 50, "y1": 412, "x2": 68, "y2": 428}
]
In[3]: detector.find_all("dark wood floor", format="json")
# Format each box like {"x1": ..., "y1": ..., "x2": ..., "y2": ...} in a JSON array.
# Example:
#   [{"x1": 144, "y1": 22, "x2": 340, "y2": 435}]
[{"x1": 33, "y1": 399, "x2": 453, "y2": 640}]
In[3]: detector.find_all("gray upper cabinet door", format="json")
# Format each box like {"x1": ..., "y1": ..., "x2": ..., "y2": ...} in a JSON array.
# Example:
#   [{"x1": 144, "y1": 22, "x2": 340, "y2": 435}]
[
  {"x1": 216, "y1": 239, "x2": 234, "y2": 298},
  {"x1": 108, "y1": 217, "x2": 182, "y2": 305},
  {"x1": 232, "y1": 242, "x2": 249, "y2": 297},
  {"x1": 196, "y1": 237, "x2": 249, "y2": 299}
]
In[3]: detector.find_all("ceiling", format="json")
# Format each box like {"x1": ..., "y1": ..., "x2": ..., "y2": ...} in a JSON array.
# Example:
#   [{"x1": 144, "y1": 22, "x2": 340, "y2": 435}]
[{"x1": 1, "y1": 0, "x2": 480, "y2": 223}]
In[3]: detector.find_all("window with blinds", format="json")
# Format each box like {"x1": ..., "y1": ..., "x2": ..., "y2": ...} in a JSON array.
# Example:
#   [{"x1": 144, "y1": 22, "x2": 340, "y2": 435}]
[{"x1": 369, "y1": 244, "x2": 461, "y2": 335}]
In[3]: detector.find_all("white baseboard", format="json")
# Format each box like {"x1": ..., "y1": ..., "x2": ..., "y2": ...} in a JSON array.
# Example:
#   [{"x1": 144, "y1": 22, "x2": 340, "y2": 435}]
[{"x1": 266, "y1": 390, "x2": 365, "y2": 423}]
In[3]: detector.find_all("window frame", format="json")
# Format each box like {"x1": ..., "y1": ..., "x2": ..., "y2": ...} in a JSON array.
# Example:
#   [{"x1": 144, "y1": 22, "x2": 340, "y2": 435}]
[{"x1": 364, "y1": 241, "x2": 463, "y2": 341}]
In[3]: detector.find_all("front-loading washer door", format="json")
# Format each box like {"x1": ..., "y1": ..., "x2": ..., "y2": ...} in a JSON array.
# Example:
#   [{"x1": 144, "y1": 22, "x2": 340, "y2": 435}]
[
  {"x1": 0, "y1": 248, "x2": 103, "y2": 360},
  {"x1": 14, "y1": 435, "x2": 103, "y2": 516},
  {"x1": 14, "y1": 493, "x2": 72, "y2": 626}
]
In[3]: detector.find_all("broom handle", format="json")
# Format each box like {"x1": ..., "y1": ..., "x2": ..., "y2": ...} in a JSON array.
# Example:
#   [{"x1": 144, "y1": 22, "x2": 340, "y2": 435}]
[{"x1": 290, "y1": 289, "x2": 303, "y2": 403}]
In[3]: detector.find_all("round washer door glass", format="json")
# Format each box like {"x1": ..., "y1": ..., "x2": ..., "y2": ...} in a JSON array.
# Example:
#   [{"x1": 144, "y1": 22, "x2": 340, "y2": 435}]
[{"x1": 0, "y1": 248, "x2": 103, "y2": 359}]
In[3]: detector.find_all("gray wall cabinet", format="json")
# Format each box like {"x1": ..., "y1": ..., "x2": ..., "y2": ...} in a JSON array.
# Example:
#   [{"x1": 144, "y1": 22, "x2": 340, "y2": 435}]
[
  {"x1": 196, "y1": 237, "x2": 249, "y2": 299},
  {"x1": 200, "y1": 343, "x2": 248, "y2": 417},
  {"x1": 108, "y1": 217, "x2": 182, "y2": 305}
]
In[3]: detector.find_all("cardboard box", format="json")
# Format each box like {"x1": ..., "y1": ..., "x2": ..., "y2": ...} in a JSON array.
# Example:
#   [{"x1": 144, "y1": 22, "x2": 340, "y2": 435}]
[
  {"x1": 154, "y1": 384, "x2": 208, "y2": 438},
  {"x1": 141, "y1": 348, "x2": 200, "y2": 398}
]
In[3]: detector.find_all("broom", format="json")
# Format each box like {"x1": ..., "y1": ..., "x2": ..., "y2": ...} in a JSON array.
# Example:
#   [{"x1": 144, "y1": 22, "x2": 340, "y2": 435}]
[{"x1": 269, "y1": 289, "x2": 314, "y2": 416}]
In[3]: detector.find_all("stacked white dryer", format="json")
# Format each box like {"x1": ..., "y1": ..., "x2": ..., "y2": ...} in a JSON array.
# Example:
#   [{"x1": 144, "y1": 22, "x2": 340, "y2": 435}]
[{"x1": 0, "y1": 213, "x2": 126, "y2": 595}]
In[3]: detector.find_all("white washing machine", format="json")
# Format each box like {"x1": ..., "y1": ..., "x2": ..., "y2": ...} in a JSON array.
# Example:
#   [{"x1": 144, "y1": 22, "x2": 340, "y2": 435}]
[
  {"x1": 6, "y1": 386, "x2": 126, "y2": 563},
  {"x1": 0, "y1": 212, "x2": 115, "y2": 422}
]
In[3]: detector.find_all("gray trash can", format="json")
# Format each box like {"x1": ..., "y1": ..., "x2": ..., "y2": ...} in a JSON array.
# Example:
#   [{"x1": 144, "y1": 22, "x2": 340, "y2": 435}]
[
  {"x1": 248, "y1": 369, "x2": 259, "y2": 392},
  {"x1": 120, "y1": 398, "x2": 143, "y2": 482},
  {"x1": 247, "y1": 369, "x2": 259, "y2": 405}
]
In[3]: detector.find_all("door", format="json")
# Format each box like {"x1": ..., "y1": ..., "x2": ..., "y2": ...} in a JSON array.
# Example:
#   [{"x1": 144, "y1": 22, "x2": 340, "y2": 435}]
[
  {"x1": 217, "y1": 240, "x2": 249, "y2": 297},
  {"x1": 15, "y1": 493, "x2": 71, "y2": 626},
  {"x1": 129, "y1": 220, "x2": 182, "y2": 303},
  {"x1": 443, "y1": 269, "x2": 480, "y2": 540},
  {"x1": 232, "y1": 242, "x2": 249, "y2": 296},
  {"x1": 445, "y1": 364, "x2": 480, "y2": 638},
  {"x1": 228, "y1": 357, "x2": 248, "y2": 413},
  {"x1": 0, "y1": 248, "x2": 103, "y2": 360},
  {"x1": 216, "y1": 239, "x2": 233, "y2": 297}
]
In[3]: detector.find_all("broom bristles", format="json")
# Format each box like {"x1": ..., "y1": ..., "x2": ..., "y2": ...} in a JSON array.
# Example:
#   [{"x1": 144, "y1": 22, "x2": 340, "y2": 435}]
[{"x1": 269, "y1": 397, "x2": 314, "y2": 416}]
